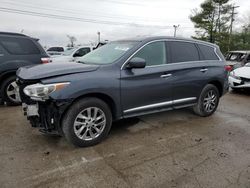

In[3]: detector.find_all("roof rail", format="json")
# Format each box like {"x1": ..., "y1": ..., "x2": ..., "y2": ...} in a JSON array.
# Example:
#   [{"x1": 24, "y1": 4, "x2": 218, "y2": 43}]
[{"x1": 0, "y1": 32, "x2": 26, "y2": 37}]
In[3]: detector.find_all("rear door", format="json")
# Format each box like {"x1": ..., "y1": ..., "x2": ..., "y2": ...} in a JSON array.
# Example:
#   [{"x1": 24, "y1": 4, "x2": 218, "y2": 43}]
[
  {"x1": 121, "y1": 41, "x2": 174, "y2": 117},
  {"x1": 166, "y1": 40, "x2": 209, "y2": 108}
]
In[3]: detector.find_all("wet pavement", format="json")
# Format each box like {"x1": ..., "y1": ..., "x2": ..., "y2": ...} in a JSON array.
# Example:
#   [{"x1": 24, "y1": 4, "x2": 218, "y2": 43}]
[{"x1": 0, "y1": 90, "x2": 250, "y2": 188}]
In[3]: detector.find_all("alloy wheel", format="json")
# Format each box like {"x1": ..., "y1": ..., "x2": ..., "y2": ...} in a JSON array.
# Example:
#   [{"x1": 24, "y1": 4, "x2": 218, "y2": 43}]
[
  {"x1": 6, "y1": 81, "x2": 21, "y2": 103},
  {"x1": 73, "y1": 107, "x2": 106, "y2": 141},
  {"x1": 203, "y1": 90, "x2": 217, "y2": 113}
]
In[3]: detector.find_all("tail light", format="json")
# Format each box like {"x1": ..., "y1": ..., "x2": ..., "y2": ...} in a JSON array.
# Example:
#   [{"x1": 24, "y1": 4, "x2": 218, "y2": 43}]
[
  {"x1": 224, "y1": 65, "x2": 232, "y2": 72},
  {"x1": 41, "y1": 57, "x2": 50, "y2": 64}
]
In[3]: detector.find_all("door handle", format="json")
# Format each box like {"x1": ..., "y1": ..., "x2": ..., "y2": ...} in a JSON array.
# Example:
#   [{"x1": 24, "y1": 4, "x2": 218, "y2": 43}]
[
  {"x1": 200, "y1": 68, "x2": 208, "y2": 72},
  {"x1": 160, "y1": 73, "x2": 172, "y2": 78}
]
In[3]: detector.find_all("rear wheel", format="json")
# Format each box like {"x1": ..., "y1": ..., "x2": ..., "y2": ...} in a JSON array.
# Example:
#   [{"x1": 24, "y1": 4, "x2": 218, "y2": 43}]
[
  {"x1": 193, "y1": 84, "x2": 220, "y2": 117},
  {"x1": 1, "y1": 76, "x2": 21, "y2": 106},
  {"x1": 62, "y1": 98, "x2": 112, "y2": 147}
]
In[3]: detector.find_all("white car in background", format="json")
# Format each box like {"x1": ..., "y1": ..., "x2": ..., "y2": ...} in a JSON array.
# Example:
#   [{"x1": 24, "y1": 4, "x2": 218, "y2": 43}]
[
  {"x1": 51, "y1": 46, "x2": 93, "y2": 63},
  {"x1": 225, "y1": 50, "x2": 250, "y2": 70},
  {"x1": 46, "y1": 46, "x2": 75, "y2": 56},
  {"x1": 229, "y1": 63, "x2": 250, "y2": 91}
]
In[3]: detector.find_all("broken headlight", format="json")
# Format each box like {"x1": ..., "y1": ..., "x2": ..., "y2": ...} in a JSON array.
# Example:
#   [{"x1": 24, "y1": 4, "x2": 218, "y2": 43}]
[
  {"x1": 229, "y1": 71, "x2": 241, "y2": 80},
  {"x1": 23, "y1": 82, "x2": 70, "y2": 100}
]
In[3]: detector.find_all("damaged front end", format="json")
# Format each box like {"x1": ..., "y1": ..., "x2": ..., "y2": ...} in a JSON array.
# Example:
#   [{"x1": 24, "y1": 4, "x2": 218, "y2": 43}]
[
  {"x1": 229, "y1": 74, "x2": 250, "y2": 89},
  {"x1": 17, "y1": 78, "x2": 72, "y2": 135}
]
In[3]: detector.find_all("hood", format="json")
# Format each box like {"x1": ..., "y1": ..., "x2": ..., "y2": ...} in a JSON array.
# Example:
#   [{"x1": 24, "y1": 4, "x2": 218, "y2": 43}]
[
  {"x1": 50, "y1": 56, "x2": 73, "y2": 63},
  {"x1": 234, "y1": 67, "x2": 250, "y2": 79},
  {"x1": 17, "y1": 62, "x2": 99, "y2": 80}
]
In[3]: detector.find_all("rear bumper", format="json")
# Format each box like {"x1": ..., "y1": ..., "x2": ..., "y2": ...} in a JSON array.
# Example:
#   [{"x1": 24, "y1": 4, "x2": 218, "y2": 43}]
[{"x1": 222, "y1": 78, "x2": 229, "y2": 96}]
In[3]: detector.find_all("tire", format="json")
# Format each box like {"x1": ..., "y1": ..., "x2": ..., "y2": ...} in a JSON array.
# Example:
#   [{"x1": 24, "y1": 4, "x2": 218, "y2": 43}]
[
  {"x1": 1, "y1": 76, "x2": 21, "y2": 106},
  {"x1": 62, "y1": 98, "x2": 112, "y2": 147},
  {"x1": 193, "y1": 84, "x2": 220, "y2": 117}
]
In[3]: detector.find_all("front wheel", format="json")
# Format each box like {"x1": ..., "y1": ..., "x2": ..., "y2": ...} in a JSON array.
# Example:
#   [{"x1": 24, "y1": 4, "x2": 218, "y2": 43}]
[
  {"x1": 62, "y1": 98, "x2": 112, "y2": 147},
  {"x1": 193, "y1": 84, "x2": 220, "y2": 117}
]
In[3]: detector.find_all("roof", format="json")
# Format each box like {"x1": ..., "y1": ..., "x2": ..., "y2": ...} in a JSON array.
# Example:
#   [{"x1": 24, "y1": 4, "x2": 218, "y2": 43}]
[
  {"x1": 228, "y1": 50, "x2": 250, "y2": 54},
  {"x1": 116, "y1": 36, "x2": 217, "y2": 47},
  {"x1": 0, "y1": 32, "x2": 26, "y2": 37}
]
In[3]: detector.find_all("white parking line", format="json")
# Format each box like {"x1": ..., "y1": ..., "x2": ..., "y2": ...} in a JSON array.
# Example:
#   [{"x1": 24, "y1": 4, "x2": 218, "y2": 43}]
[{"x1": 123, "y1": 145, "x2": 143, "y2": 153}]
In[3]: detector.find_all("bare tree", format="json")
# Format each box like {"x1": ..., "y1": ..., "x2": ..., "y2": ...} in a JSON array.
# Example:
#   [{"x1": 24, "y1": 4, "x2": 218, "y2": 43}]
[{"x1": 67, "y1": 35, "x2": 77, "y2": 47}]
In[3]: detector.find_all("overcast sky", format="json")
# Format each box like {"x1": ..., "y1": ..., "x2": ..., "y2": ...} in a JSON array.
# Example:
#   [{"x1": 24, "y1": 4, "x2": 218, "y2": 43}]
[{"x1": 0, "y1": 0, "x2": 249, "y2": 47}]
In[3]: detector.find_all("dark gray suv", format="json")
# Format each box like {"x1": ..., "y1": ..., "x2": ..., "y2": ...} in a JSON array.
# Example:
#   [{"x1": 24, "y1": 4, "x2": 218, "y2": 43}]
[
  {"x1": 17, "y1": 36, "x2": 228, "y2": 147},
  {"x1": 0, "y1": 32, "x2": 49, "y2": 105}
]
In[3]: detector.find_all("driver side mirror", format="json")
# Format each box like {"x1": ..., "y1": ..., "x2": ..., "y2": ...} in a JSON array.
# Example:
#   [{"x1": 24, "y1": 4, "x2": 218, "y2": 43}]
[{"x1": 127, "y1": 57, "x2": 146, "y2": 69}]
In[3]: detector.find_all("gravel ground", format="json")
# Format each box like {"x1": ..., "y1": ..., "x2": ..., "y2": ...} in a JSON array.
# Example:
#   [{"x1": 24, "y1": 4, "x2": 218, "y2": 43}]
[{"x1": 0, "y1": 90, "x2": 250, "y2": 188}]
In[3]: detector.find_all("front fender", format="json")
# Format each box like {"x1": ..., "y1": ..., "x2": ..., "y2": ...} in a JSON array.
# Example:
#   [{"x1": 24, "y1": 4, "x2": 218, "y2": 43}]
[{"x1": 42, "y1": 69, "x2": 122, "y2": 119}]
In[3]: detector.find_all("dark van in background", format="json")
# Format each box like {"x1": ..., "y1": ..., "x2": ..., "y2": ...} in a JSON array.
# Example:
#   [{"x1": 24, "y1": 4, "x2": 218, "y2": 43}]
[{"x1": 0, "y1": 32, "x2": 49, "y2": 105}]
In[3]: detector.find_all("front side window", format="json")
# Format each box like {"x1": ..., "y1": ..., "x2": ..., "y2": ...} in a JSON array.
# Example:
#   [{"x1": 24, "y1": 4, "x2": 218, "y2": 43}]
[
  {"x1": 168, "y1": 41, "x2": 199, "y2": 63},
  {"x1": 0, "y1": 37, "x2": 40, "y2": 55},
  {"x1": 78, "y1": 41, "x2": 138, "y2": 65},
  {"x1": 132, "y1": 41, "x2": 167, "y2": 66},
  {"x1": 75, "y1": 48, "x2": 91, "y2": 57}
]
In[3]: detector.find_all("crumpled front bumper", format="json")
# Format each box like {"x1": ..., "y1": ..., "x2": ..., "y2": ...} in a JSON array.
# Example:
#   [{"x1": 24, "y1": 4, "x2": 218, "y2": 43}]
[
  {"x1": 22, "y1": 100, "x2": 72, "y2": 135},
  {"x1": 229, "y1": 76, "x2": 250, "y2": 88},
  {"x1": 17, "y1": 77, "x2": 73, "y2": 134}
]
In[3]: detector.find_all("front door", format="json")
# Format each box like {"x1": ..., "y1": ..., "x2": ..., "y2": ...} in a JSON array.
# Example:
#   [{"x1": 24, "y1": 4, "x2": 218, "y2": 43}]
[{"x1": 120, "y1": 41, "x2": 174, "y2": 117}]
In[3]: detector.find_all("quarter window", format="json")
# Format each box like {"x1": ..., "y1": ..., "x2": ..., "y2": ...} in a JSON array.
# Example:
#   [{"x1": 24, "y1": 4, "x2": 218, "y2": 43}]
[
  {"x1": 168, "y1": 41, "x2": 199, "y2": 63},
  {"x1": 133, "y1": 41, "x2": 167, "y2": 66},
  {"x1": 198, "y1": 44, "x2": 219, "y2": 60},
  {"x1": 0, "y1": 37, "x2": 40, "y2": 55}
]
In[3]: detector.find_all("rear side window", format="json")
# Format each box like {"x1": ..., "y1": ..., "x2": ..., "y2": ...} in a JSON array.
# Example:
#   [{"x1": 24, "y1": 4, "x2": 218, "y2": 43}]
[
  {"x1": 0, "y1": 37, "x2": 40, "y2": 55},
  {"x1": 198, "y1": 44, "x2": 219, "y2": 60},
  {"x1": 133, "y1": 41, "x2": 167, "y2": 66},
  {"x1": 168, "y1": 41, "x2": 199, "y2": 63}
]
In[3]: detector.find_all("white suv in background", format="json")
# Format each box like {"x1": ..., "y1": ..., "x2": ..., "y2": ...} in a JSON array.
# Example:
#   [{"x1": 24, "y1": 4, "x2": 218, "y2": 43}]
[{"x1": 50, "y1": 46, "x2": 93, "y2": 63}]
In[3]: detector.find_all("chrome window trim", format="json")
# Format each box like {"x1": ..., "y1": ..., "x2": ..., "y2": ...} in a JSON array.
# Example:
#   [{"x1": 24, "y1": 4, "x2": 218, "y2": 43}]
[
  {"x1": 124, "y1": 97, "x2": 196, "y2": 113},
  {"x1": 120, "y1": 39, "x2": 222, "y2": 70},
  {"x1": 143, "y1": 59, "x2": 221, "y2": 69}
]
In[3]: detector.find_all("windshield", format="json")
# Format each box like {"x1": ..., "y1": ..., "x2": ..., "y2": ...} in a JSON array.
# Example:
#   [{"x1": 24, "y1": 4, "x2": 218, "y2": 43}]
[
  {"x1": 62, "y1": 48, "x2": 76, "y2": 56},
  {"x1": 78, "y1": 41, "x2": 138, "y2": 65},
  {"x1": 226, "y1": 53, "x2": 246, "y2": 61}
]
